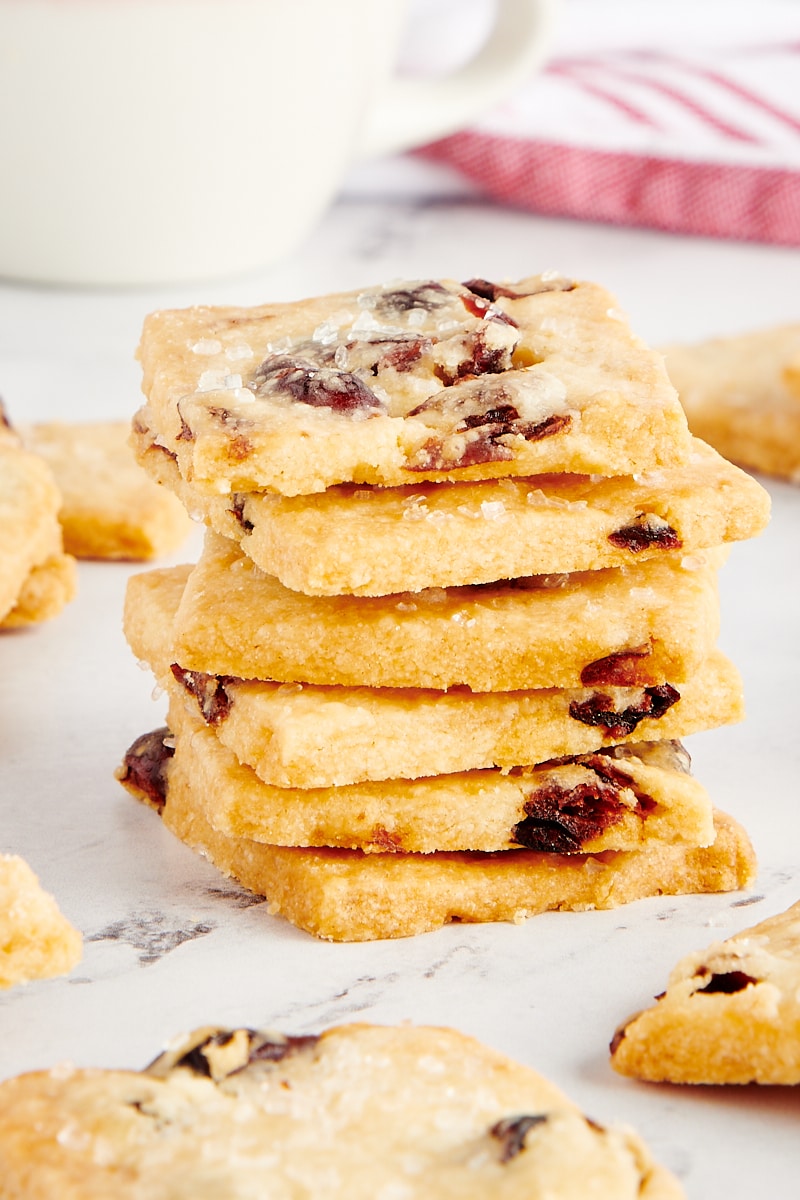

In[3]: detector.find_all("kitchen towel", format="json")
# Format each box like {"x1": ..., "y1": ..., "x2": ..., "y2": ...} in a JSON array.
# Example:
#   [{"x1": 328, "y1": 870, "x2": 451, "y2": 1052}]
[{"x1": 416, "y1": 0, "x2": 800, "y2": 244}]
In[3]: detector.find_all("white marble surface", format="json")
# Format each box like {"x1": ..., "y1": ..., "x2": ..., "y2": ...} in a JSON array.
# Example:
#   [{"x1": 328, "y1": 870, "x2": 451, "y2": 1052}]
[{"x1": 1, "y1": 159, "x2": 799, "y2": 1196}]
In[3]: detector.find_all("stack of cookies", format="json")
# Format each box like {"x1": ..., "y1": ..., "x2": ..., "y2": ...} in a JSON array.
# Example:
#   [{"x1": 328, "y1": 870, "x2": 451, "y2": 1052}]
[{"x1": 119, "y1": 273, "x2": 769, "y2": 940}]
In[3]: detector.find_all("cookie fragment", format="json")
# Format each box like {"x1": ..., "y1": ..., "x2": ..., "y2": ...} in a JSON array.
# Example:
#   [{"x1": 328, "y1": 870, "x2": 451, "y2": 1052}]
[
  {"x1": 610, "y1": 899, "x2": 800, "y2": 1084},
  {"x1": 0, "y1": 854, "x2": 82, "y2": 988}
]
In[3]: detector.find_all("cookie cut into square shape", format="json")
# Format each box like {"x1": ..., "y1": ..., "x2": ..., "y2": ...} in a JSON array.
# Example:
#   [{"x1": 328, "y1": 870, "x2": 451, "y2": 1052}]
[
  {"x1": 134, "y1": 424, "x2": 769, "y2": 595},
  {"x1": 664, "y1": 323, "x2": 800, "y2": 484},
  {"x1": 137, "y1": 274, "x2": 692, "y2": 497},
  {"x1": 125, "y1": 562, "x2": 744, "y2": 786},
  {"x1": 0, "y1": 1023, "x2": 684, "y2": 1198},
  {"x1": 0, "y1": 854, "x2": 82, "y2": 988},
  {"x1": 118, "y1": 728, "x2": 756, "y2": 942},
  {"x1": 170, "y1": 533, "x2": 722, "y2": 692},
  {"x1": 22, "y1": 420, "x2": 194, "y2": 560},
  {"x1": 164, "y1": 701, "x2": 715, "y2": 855},
  {"x1": 611, "y1": 899, "x2": 800, "y2": 1084}
]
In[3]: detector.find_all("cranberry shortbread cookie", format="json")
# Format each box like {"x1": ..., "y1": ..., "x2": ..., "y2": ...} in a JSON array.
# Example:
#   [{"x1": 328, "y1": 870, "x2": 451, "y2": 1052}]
[
  {"x1": 134, "y1": 421, "x2": 768, "y2": 595},
  {"x1": 0, "y1": 1023, "x2": 684, "y2": 1198},
  {"x1": 117, "y1": 728, "x2": 756, "y2": 942},
  {"x1": 137, "y1": 274, "x2": 692, "y2": 497},
  {"x1": 168, "y1": 533, "x2": 722, "y2": 692},
  {"x1": 164, "y1": 703, "x2": 715, "y2": 855},
  {"x1": 0, "y1": 854, "x2": 82, "y2": 989},
  {"x1": 22, "y1": 420, "x2": 193, "y2": 560},
  {"x1": 664, "y1": 323, "x2": 800, "y2": 483},
  {"x1": 610, "y1": 899, "x2": 800, "y2": 1084}
]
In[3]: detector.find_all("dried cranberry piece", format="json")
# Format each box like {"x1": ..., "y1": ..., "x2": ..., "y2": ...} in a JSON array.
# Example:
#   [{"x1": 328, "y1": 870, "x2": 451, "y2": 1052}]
[
  {"x1": 369, "y1": 826, "x2": 404, "y2": 852},
  {"x1": 373, "y1": 335, "x2": 431, "y2": 373},
  {"x1": 409, "y1": 432, "x2": 512, "y2": 472},
  {"x1": 458, "y1": 291, "x2": 518, "y2": 329},
  {"x1": 511, "y1": 413, "x2": 571, "y2": 442},
  {"x1": 464, "y1": 277, "x2": 576, "y2": 301},
  {"x1": 246, "y1": 1033, "x2": 320, "y2": 1064},
  {"x1": 608, "y1": 515, "x2": 682, "y2": 553},
  {"x1": 512, "y1": 774, "x2": 628, "y2": 853},
  {"x1": 408, "y1": 412, "x2": 572, "y2": 472},
  {"x1": 171, "y1": 1031, "x2": 320, "y2": 1079},
  {"x1": 580, "y1": 646, "x2": 652, "y2": 687},
  {"x1": 696, "y1": 970, "x2": 759, "y2": 994},
  {"x1": 568, "y1": 684, "x2": 680, "y2": 738},
  {"x1": 251, "y1": 356, "x2": 383, "y2": 414},
  {"x1": 174, "y1": 1030, "x2": 254, "y2": 1077},
  {"x1": 609, "y1": 1024, "x2": 628, "y2": 1055},
  {"x1": 118, "y1": 728, "x2": 173, "y2": 813},
  {"x1": 435, "y1": 330, "x2": 518, "y2": 388},
  {"x1": 230, "y1": 495, "x2": 254, "y2": 533},
  {"x1": 175, "y1": 406, "x2": 194, "y2": 442},
  {"x1": 491, "y1": 1115, "x2": 548, "y2": 1162},
  {"x1": 461, "y1": 404, "x2": 524, "y2": 431},
  {"x1": 170, "y1": 664, "x2": 239, "y2": 726},
  {"x1": 372, "y1": 282, "x2": 452, "y2": 316}
]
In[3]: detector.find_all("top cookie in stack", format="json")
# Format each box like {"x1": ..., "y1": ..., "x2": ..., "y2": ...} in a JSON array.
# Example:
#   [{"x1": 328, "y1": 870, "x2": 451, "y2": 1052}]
[
  {"x1": 124, "y1": 274, "x2": 769, "y2": 941},
  {"x1": 135, "y1": 274, "x2": 692, "y2": 498}
]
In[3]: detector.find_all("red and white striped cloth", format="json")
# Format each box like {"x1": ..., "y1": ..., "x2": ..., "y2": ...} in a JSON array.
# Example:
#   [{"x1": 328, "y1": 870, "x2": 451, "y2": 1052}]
[{"x1": 417, "y1": 0, "x2": 800, "y2": 244}]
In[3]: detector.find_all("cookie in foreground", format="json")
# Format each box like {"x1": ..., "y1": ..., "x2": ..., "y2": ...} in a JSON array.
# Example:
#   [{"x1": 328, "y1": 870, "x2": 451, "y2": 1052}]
[
  {"x1": 610, "y1": 899, "x2": 800, "y2": 1084},
  {"x1": 0, "y1": 1022, "x2": 684, "y2": 1198},
  {"x1": 0, "y1": 854, "x2": 82, "y2": 989},
  {"x1": 137, "y1": 273, "x2": 692, "y2": 496},
  {"x1": 117, "y1": 728, "x2": 757, "y2": 942}
]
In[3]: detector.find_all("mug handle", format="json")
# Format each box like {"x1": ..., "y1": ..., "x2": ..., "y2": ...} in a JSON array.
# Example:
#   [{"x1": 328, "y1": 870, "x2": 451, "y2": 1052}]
[{"x1": 356, "y1": 0, "x2": 558, "y2": 159}]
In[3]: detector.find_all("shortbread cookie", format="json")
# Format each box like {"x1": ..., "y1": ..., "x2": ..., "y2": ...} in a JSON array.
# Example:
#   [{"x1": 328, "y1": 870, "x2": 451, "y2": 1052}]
[
  {"x1": 22, "y1": 420, "x2": 193, "y2": 560},
  {"x1": 118, "y1": 729, "x2": 756, "y2": 941},
  {"x1": 164, "y1": 703, "x2": 715, "y2": 854},
  {"x1": 664, "y1": 323, "x2": 800, "y2": 483},
  {"x1": 135, "y1": 424, "x2": 769, "y2": 595},
  {"x1": 137, "y1": 274, "x2": 692, "y2": 497},
  {"x1": 610, "y1": 899, "x2": 800, "y2": 1084},
  {"x1": 0, "y1": 440, "x2": 68, "y2": 622},
  {"x1": 0, "y1": 854, "x2": 82, "y2": 988},
  {"x1": 126, "y1": 565, "x2": 743, "y2": 787},
  {"x1": 170, "y1": 533, "x2": 722, "y2": 691},
  {"x1": 0, "y1": 551, "x2": 78, "y2": 629},
  {"x1": 0, "y1": 1023, "x2": 684, "y2": 1198}
]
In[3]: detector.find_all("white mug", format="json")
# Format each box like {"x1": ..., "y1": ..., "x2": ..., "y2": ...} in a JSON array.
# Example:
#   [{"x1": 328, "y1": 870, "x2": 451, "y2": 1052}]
[{"x1": 0, "y1": 0, "x2": 556, "y2": 285}]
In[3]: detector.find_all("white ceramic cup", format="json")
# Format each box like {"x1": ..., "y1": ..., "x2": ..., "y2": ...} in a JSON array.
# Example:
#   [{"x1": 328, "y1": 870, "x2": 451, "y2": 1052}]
[{"x1": 0, "y1": 0, "x2": 556, "y2": 285}]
